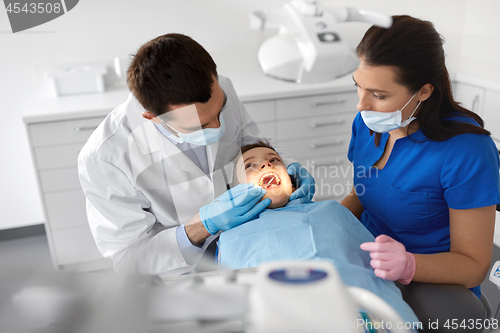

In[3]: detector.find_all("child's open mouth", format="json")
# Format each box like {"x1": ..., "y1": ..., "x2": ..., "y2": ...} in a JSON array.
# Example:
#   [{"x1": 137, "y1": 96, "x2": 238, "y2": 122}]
[{"x1": 259, "y1": 172, "x2": 281, "y2": 189}]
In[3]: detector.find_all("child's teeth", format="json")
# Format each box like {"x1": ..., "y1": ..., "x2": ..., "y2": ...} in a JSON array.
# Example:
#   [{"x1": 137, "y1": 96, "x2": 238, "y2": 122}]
[{"x1": 259, "y1": 173, "x2": 281, "y2": 188}]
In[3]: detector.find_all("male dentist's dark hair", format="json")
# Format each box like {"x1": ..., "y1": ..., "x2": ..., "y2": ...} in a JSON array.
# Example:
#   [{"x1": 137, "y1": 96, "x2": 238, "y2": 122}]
[{"x1": 127, "y1": 33, "x2": 218, "y2": 116}]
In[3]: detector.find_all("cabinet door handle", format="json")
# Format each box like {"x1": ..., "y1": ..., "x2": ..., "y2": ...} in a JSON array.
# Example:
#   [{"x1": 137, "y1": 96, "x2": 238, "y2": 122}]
[
  {"x1": 309, "y1": 139, "x2": 345, "y2": 149},
  {"x1": 472, "y1": 95, "x2": 480, "y2": 112},
  {"x1": 74, "y1": 126, "x2": 97, "y2": 132},
  {"x1": 310, "y1": 98, "x2": 346, "y2": 107},
  {"x1": 309, "y1": 119, "x2": 346, "y2": 128}
]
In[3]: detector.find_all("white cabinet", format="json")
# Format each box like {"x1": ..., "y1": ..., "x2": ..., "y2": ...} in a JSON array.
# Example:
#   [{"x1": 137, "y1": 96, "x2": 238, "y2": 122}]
[
  {"x1": 453, "y1": 82, "x2": 485, "y2": 116},
  {"x1": 25, "y1": 115, "x2": 113, "y2": 272},
  {"x1": 243, "y1": 100, "x2": 276, "y2": 139},
  {"x1": 453, "y1": 79, "x2": 500, "y2": 150},
  {"x1": 275, "y1": 92, "x2": 358, "y2": 120},
  {"x1": 276, "y1": 112, "x2": 353, "y2": 141},
  {"x1": 277, "y1": 92, "x2": 357, "y2": 202},
  {"x1": 453, "y1": 78, "x2": 500, "y2": 246},
  {"x1": 246, "y1": 91, "x2": 358, "y2": 202},
  {"x1": 483, "y1": 89, "x2": 500, "y2": 146}
]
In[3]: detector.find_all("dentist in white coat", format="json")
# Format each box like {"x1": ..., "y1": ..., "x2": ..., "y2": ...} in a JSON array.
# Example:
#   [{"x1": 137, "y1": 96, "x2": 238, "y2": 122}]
[{"x1": 78, "y1": 33, "x2": 315, "y2": 277}]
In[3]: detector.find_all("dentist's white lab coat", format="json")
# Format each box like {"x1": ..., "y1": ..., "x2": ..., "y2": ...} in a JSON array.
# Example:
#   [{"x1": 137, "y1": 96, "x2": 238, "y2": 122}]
[{"x1": 78, "y1": 76, "x2": 295, "y2": 277}]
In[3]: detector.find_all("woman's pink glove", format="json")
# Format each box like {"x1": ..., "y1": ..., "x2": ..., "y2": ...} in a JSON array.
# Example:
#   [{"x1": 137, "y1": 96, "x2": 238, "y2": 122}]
[{"x1": 360, "y1": 234, "x2": 416, "y2": 285}]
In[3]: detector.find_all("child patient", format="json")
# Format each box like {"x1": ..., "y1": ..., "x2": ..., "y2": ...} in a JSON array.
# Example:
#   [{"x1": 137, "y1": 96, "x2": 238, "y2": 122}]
[{"x1": 219, "y1": 140, "x2": 419, "y2": 325}]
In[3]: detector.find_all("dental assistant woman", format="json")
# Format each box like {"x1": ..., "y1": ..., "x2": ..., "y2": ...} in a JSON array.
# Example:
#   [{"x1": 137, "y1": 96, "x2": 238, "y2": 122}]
[
  {"x1": 78, "y1": 33, "x2": 314, "y2": 277},
  {"x1": 341, "y1": 16, "x2": 500, "y2": 297}
]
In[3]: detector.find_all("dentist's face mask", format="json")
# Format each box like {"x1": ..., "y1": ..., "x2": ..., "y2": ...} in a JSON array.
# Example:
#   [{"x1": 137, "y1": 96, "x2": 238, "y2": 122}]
[
  {"x1": 360, "y1": 92, "x2": 421, "y2": 133},
  {"x1": 162, "y1": 114, "x2": 225, "y2": 146},
  {"x1": 159, "y1": 97, "x2": 227, "y2": 146}
]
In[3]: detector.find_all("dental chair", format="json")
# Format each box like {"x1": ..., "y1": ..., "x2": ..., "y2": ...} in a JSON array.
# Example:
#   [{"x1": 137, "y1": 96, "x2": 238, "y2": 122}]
[
  {"x1": 396, "y1": 282, "x2": 490, "y2": 333},
  {"x1": 396, "y1": 204, "x2": 500, "y2": 333}
]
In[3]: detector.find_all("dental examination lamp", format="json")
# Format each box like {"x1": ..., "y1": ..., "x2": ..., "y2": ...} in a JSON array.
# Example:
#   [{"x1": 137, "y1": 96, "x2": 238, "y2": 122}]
[{"x1": 250, "y1": 0, "x2": 392, "y2": 84}]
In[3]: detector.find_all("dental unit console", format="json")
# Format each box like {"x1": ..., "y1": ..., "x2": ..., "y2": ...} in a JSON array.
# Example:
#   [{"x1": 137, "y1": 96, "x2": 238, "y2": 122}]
[
  {"x1": 153, "y1": 260, "x2": 415, "y2": 333},
  {"x1": 247, "y1": 261, "x2": 411, "y2": 333},
  {"x1": 250, "y1": 0, "x2": 392, "y2": 84}
]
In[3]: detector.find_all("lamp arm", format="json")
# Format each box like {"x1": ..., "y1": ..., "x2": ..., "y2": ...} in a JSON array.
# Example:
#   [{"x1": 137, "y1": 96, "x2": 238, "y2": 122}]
[
  {"x1": 250, "y1": 7, "x2": 288, "y2": 30},
  {"x1": 251, "y1": 1, "x2": 391, "y2": 30},
  {"x1": 319, "y1": 4, "x2": 392, "y2": 28}
]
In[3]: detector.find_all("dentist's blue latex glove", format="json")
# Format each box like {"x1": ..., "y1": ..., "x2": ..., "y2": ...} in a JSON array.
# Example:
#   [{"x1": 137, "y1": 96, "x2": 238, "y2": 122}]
[
  {"x1": 200, "y1": 183, "x2": 271, "y2": 235},
  {"x1": 287, "y1": 162, "x2": 316, "y2": 201}
]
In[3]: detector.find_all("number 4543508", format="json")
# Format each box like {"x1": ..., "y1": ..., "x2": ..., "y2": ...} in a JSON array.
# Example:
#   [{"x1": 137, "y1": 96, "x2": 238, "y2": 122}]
[
  {"x1": 444, "y1": 318, "x2": 498, "y2": 330},
  {"x1": 6, "y1": 2, "x2": 62, "y2": 14}
]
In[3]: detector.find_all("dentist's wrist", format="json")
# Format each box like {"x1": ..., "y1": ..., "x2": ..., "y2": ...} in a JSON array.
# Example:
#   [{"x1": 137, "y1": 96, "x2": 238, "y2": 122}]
[
  {"x1": 199, "y1": 205, "x2": 218, "y2": 235},
  {"x1": 185, "y1": 212, "x2": 211, "y2": 245}
]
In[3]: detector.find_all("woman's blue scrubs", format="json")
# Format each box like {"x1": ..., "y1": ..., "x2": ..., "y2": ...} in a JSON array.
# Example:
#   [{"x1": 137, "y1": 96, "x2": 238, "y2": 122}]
[{"x1": 348, "y1": 112, "x2": 500, "y2": 297}]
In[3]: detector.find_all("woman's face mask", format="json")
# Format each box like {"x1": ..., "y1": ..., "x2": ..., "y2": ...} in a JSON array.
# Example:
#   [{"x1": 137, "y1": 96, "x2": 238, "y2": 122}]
[{"x1": 360, "y1": 92, "x2": 421, "y2": 133}]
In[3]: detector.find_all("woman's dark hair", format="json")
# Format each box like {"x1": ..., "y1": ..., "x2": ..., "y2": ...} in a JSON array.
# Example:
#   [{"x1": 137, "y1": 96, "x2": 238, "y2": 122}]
[
  {"x1": 127, "y1": 33, "x2": 217, "y2": 116},
  {"x1": 356, "y1": 15, "x2": 490, "y2": 146}
]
